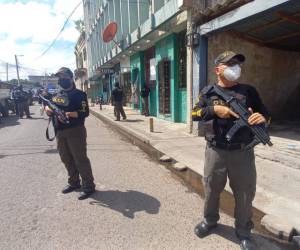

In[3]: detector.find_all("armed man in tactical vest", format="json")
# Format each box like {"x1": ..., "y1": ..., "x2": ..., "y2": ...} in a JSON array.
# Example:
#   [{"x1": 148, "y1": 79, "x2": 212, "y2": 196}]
[
  {"x1": 45, "y1": 67, "x2": 95, "y2": 200},
  {"x1": 12, "y1": 85, "x2": 32, "y2": 119},
  {"x1": 192, "y1": 51, "x2": 271, "y2": 250}
]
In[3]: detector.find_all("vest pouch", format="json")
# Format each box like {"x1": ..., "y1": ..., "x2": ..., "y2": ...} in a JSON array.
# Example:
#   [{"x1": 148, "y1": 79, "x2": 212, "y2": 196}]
[{"x1": 198, "y1": 120, "x2": 215, "y2": 140}]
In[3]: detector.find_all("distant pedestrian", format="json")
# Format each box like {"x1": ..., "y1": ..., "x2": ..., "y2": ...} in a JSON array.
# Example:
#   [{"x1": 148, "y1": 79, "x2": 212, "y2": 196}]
[
  {"x1": 99, "y1": 95, "x2": 103, "y2": 110},
  {"x1": 95, "y1": 95, "x2": 103, "y2": 110},
  {"x1": 12, "y1": 85, "x2": 32, "y2": 119},
  {"x1": 141, "y1": 85, "x2": 150, "y2": 116},
  {"x1": 111, "y1": 82, "x2": 126, "y2": 121},
  {"x1": 192, "y1": 51, "x2": 270, "y2": 250}
]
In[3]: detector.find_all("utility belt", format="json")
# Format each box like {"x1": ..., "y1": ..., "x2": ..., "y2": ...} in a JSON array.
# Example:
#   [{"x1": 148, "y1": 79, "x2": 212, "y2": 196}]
[{"x1": 207, "y1": 140, "x2": 246, "y2": 151}]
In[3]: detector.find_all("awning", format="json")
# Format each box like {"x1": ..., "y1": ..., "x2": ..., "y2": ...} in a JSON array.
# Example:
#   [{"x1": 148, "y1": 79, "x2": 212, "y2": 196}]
[{"x1": 200, "y1": 0, "x2": 300, "y2": 51}]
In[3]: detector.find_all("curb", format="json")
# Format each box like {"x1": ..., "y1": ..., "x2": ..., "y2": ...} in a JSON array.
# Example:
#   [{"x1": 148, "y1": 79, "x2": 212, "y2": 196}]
[{"x1": 90, "y1": 109, "x2": 296, "y2": 243}]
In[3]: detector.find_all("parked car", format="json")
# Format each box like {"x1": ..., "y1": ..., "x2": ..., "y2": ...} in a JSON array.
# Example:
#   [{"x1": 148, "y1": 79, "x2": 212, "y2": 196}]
[{"x1": 0, "y1": 88, "x2": 11, "y2": 117}]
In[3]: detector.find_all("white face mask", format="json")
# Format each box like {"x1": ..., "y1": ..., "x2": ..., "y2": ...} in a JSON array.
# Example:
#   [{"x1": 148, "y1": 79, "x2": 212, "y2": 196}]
[{"x1": 223, "y1": 64, "x2": 241, "y2": 82}]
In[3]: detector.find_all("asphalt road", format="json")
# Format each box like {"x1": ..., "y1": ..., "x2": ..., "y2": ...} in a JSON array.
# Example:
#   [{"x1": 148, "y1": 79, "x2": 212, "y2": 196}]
[{"x1": 0, "y1": 105, "x2": 294, "y2": 250}]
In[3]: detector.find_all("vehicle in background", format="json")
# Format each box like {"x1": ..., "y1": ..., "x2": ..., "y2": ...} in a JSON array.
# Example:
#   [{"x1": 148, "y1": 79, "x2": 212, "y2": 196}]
[{"x1": 0, "y1": 86, "x2": 11, "y2": 117}]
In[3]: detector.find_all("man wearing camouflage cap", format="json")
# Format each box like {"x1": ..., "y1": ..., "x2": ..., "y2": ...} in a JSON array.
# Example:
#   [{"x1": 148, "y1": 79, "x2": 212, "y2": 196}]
[{"x1": 192, "y1": 51, "x2": 270, "y2": 250}]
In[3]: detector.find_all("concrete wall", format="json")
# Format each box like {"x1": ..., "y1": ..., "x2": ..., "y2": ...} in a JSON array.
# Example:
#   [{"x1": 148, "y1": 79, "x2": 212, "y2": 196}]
[{"x1": 207, "y1": 32, "x2": 300, "y2": 119}]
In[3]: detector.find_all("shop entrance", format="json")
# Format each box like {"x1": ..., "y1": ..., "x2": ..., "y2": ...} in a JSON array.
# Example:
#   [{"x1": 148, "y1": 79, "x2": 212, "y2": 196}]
[
  {"x1": 131, "y1": 68, "x2": 140, "y2": 109},
  {"x1": 121, "y1": 72, "x2": 131, "y2": 106},
  {"x1": 144, "y1": 47, "x2": 157, "y2": 116},
  {"x1": 158, "y1": 59, "x2": 171, "y2": 115}
]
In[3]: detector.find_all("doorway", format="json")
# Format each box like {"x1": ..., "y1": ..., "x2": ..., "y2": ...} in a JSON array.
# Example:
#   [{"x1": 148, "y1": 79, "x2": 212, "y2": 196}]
[{"x1": 158, "y1": 59, "x2": 171, "y2": 115}]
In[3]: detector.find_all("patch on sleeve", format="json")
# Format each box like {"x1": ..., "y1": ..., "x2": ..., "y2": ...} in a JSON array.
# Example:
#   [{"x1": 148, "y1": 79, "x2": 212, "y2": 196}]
[{"x1": 192, "y1": 108, "x2": 202, "y2": 117}]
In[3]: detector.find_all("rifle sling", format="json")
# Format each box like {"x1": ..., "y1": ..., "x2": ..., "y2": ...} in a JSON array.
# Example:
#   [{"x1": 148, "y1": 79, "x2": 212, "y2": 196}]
[
  {"x1": 212, "y1": 85, "x2": 233, "y2": 103},
  {"x1": 46, "y1": 117, "x2": 56, "y2": 141}
]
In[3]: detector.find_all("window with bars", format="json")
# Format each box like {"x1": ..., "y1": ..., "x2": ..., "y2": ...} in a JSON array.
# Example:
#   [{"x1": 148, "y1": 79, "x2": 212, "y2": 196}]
[{"x1": 158, "y1": 59, "x2": 171, "y2": 114}]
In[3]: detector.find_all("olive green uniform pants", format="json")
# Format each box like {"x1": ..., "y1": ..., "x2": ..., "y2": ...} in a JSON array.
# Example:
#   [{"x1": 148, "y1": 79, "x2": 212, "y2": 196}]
[
  {"x1": 114, "y1": 102, "x2": 126, "y2": 121},
  {"x1": 203, "y1": 144, "x2": 256, "y2": 239},
  {"x1": 56, "y1": 126, "x2": 95, "y2": 192},
  {"x1": 18, "y1": 101, "x2": 30, "y2": 118},
  {"x1": 142, "y1": 97, "x2": 149, "y2": 116}
]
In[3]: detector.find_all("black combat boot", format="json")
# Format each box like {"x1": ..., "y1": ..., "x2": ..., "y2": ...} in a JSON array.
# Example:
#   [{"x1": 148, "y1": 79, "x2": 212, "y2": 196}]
[
  {"x1": 78, "y1": 190, "x2": 95, "y2": 200},
  {"x1": 194, "y1": 221, "x2": 217, "y2": 238},
  {"x1": 240, "y1": 238, "x2": 255, "y2": 250},
  {"x1": 62, "y1": 184, "x2": 81, "y2": 194}
]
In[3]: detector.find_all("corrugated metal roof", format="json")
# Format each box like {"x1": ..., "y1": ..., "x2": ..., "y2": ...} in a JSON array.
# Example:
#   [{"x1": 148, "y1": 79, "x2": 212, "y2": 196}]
[
  {"x1": 230, "y1": 1, "x2": 300, "y2": 51},
  {"x1": 194, "y1": 0, "x2": 254, "y2": 21}
]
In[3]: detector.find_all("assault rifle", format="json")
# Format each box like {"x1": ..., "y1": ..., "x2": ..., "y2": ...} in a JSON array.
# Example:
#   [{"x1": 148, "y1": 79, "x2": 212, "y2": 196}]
[
  {"x1": 39, "y1": 95, "x2": 69, "y2": 124},
  {"x1": 39, "y1": 95, "x2": 69, "y2": 141},
  {"x1": 209, "y1": 85, "x2": 273, "y2": 148}
]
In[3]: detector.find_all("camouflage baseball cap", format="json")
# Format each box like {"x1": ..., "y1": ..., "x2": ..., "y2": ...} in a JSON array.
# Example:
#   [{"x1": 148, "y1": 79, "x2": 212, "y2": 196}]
[
  {"x1": 55, "y1": 67, "x2": 73, "y2": 78},
  {"x1": 214, "y1": 51, "x2": 245, "y2": 65}
]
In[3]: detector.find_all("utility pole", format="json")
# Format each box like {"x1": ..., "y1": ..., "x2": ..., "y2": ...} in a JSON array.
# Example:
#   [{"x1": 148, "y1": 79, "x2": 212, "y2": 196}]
[
  {"x1": 44, "y1": 70, "x2": 47, "y2": 88},
  {"x1": 15, "y1": 55, "x2": 21, "y2": 86},
  {"x1": 186, "y1": 10, "x2": 194, "y2": 134},
  {"x1": 6, "y1": 63, "x2": 8, "y2": 83}
]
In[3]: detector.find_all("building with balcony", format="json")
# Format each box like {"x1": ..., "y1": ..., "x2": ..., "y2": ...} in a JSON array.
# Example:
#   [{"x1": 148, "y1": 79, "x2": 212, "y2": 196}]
[
  {"x1": 74, "y1": 31, "x2": 91, "y2": 97},
  {"x1": 82, "y1": 0, "x2": 189, "y2": 122}
]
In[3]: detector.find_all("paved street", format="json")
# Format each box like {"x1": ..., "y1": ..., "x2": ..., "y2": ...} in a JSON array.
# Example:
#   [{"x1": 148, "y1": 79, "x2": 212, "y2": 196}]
[{"x1": 0, "y1": 105, "x2": 294, "y2": 250}]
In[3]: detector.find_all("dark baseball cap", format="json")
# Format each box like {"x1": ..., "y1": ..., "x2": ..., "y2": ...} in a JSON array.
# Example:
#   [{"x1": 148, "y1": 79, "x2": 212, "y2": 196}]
[
  {"x1": 214, "y1": 51, "x2": 245, "y2": 65},
  {"x1": 55, "y1": 67, "x2": 73, "y2": 78}
]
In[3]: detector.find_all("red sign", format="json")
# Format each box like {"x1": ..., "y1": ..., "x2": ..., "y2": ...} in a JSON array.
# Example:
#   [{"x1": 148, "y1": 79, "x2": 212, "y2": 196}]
[{"x1": 102, "y1": 22, "x2": 118, "y2": 43}]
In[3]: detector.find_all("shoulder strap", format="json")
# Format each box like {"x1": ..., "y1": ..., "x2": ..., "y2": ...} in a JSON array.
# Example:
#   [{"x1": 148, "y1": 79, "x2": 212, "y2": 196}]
[
  {"x1": 201, "y1": 85, "x2": 214, "y2": 95},
  {"x1": 212, "y1": 85, "x2": 234, "y2": 103},
  {"x1": 46, "y1": 117, "x2": 56, "y2": 141}
]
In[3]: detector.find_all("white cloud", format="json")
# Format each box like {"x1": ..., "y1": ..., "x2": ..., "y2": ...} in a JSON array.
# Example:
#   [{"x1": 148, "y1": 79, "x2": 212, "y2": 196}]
[{"x1": 0, "y1": 0, "x2": 83, "y2": 80}]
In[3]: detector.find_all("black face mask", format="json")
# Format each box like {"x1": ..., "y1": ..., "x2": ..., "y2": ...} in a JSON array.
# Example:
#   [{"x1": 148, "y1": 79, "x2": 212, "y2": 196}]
[{"x1": 58, "y1": 78, "x2": 72, "y2": 89}]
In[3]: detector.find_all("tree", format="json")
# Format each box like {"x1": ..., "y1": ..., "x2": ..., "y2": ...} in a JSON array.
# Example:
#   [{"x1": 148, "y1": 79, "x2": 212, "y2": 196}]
[{"x1": 75, "y1": 19, "x2": 85, "y2": 34}]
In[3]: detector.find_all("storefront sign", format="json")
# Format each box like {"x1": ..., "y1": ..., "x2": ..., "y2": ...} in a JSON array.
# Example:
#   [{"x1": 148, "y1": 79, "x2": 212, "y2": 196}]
[
  {"x1": 150, "y1": 58, "x2": 156, "y2": 81},
  {"x1": 96, "y1": 68, "x2": 114, "y2": 75}
]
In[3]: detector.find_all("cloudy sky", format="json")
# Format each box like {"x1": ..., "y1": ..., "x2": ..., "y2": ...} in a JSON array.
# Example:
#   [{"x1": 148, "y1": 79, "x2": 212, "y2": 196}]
[{"x1": 0, "y1": 0, "x2": 83, "y2": 81}]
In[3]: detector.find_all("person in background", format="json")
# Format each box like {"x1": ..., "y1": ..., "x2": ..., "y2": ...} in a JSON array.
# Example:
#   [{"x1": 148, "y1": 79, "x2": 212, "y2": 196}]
[
  {"x1": 111, "y1": 82, "x2": 126, "y2": 121},
  {"x1": 141, "y1": 85, "x2": 150, "y2": 116}
]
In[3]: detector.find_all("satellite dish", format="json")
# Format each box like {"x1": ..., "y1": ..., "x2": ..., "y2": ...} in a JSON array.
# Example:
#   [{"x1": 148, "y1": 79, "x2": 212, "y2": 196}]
[{"x1": 102, "y1": 22, "x2": 118, "y2": 43}]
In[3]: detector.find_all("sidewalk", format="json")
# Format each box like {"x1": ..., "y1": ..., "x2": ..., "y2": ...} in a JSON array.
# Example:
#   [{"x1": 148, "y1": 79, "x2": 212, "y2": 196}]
[{"x1": 90, "y1": 104, "x2": 300, "y2": 240}]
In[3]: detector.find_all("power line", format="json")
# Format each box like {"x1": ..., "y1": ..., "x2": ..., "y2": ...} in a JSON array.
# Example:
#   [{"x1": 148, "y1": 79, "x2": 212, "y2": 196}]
[
  {"x1": 0, "y1": 57, "x2": 45, "y2": 72},
  {"x1": 35, "y1": 1, "x2": 82, "y2": 60},
  {"x1": 18, "y1": 64, "x2": 44, "y2": 73}
]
